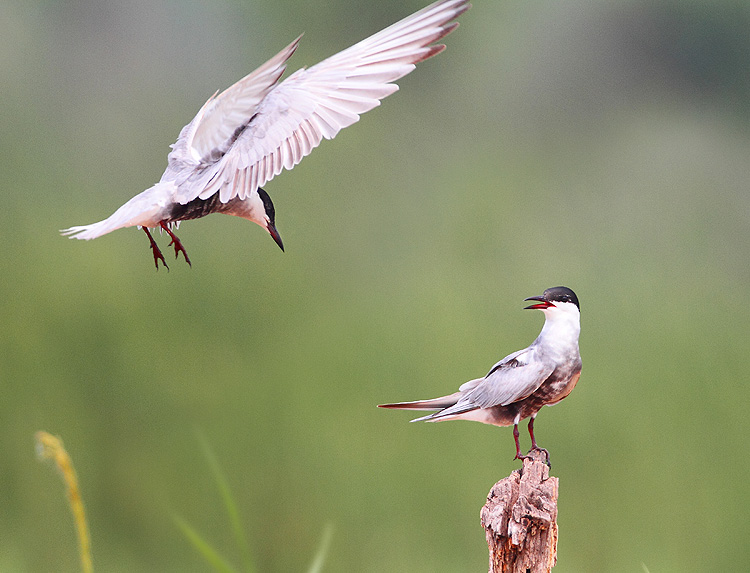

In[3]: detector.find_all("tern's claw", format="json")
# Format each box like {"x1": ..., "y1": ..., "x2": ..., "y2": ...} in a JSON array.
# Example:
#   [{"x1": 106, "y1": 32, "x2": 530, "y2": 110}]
[
  {"x1": 518, "y1": 447, "x2": 551, "y2": 468},
  {"x1": 143, "y1": 227, "x2": 169, "y2": 271},
  {"x1": 159, "y1": 222, "x2": 191, "y2": 267}
]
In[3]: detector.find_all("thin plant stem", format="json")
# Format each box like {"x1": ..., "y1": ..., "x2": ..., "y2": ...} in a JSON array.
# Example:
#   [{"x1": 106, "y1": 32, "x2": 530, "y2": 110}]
[{"x1": 35, "y1": 431, "x2": 93, "y2": 573}]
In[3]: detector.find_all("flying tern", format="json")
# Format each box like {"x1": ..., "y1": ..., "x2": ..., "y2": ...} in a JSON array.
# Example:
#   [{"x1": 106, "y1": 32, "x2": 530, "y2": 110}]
[
  {"x1": 380, "y1": 287, "x2": 582, "y2": 464},
  {"x1": 62, "y1": 0, "x2": 470, "y2": 269}
]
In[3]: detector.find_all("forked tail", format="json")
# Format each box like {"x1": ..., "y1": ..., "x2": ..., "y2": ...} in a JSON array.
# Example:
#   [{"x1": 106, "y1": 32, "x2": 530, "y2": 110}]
[
  {"x1": 61, "y1": 182, "x2": 174, "y2": 240},
  {"x1": 61, "y1": 219, "x2": 120, "y2": 240},
  {"x1": 378, "y1": 392, "x2": 461, "y2": 411}
]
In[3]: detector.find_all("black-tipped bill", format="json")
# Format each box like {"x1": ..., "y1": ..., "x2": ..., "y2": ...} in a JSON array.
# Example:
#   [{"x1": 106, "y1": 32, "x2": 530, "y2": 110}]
[
  {"x1": 524, "y1": 295, "x2": 553, "y2": 310},
  {"x1": 268, "y1": 223, "x2": 284, "y2": 252}
]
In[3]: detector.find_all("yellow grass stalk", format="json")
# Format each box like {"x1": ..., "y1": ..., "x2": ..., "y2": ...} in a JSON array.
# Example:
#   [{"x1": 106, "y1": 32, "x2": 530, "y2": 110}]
[{"x1": 35, "y1": 431, "x2": 93, "y2": 573}]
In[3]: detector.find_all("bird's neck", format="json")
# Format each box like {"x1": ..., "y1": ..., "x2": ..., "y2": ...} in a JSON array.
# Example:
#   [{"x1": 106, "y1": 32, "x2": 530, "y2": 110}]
[{"x1": 536, "y1": 313, "x2": 580, "y2": 355}]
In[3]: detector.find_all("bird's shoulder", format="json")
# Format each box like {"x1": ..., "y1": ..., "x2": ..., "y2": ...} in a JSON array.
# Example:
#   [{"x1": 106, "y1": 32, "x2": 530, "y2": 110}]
[{"x1": 485, "y1": 347, "x2": 534, "y2": 377}]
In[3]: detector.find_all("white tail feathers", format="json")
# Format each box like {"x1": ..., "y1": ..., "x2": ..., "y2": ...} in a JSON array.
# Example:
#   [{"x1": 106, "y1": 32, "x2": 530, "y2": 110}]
[
  {"x1": 61, "y1": 220, "x2": 121, "y2": 240},
  {"x1": 61, "y1": 182, "x2": 176, "y2": 240}
]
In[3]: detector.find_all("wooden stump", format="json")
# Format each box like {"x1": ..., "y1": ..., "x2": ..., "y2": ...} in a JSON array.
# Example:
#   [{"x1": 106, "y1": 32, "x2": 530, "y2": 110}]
[{"x1": 480, "y1": 450, "x2": 558, "y2": 573}]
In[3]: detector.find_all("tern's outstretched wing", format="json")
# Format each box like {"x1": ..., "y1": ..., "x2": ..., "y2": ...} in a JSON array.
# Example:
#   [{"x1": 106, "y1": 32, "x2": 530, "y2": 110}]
[
  {"x1": 180, "y1": 37, "x2": 303, "y2": 166},
  {"x1": 174, "y1": 0, "x2": 469, "y2": 204}
]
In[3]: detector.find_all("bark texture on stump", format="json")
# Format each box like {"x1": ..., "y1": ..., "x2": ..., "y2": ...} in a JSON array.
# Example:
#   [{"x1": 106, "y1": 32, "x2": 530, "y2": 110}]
[{"x1": 480, "y1": 450, "x2": 558, "y2": 573}]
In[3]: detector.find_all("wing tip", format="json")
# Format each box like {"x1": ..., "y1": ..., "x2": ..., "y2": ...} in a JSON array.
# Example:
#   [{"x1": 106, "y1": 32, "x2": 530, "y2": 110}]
[
  {"x1": 288, "y1": 33, "x2": 304, "y2": 53},
  {"x1": 415, "y1": 43, "x2": 447, "y2": 64},
  {"x1": 454, "y1": 2, "x2": 472, "y2": 19}
]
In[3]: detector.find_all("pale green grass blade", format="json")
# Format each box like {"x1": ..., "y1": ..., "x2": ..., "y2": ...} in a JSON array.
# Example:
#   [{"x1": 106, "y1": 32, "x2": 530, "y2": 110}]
[
  {"x1": 173, "y1": 515, "x2": 237, "y2": 573},
  {"x1": 196, "y1": 430, "x2": 256, "y2": 573},
  {"x1": 306, "y1": 523, "x2": 334, "y2": 573}
]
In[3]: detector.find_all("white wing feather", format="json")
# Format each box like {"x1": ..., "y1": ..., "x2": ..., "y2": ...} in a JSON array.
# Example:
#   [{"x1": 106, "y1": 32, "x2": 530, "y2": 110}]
[
  {"x1": 184, "y1": 36, "x2": 302, "y2": 164},
  {"x1": 174, "y1": 0, "x2": 468, "y2": 204}
]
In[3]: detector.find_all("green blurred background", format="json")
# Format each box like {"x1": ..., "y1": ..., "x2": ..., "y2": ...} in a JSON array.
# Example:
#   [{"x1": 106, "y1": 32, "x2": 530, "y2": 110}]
[{"x1": 2, "y1": 0, "x2": 749, "y2": 571}]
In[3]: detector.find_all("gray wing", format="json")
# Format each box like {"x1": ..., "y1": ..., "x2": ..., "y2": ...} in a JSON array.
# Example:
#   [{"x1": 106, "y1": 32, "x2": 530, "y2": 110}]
[
  {"x1": 174, "y1": 0, "x2": 469, "y2": 204},
  {"x1": 460, "y1": 346, "x2": 555, "y2": 409}
]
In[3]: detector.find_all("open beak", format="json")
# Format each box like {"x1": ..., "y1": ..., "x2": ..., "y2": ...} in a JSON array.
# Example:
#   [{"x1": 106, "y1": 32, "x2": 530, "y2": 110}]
[
  {"x1": 524, "y1": 295, "x2": 552, "y2": 310},
  {"x1": 268, "y1": 223, "x2": 284, "y2": 252}
]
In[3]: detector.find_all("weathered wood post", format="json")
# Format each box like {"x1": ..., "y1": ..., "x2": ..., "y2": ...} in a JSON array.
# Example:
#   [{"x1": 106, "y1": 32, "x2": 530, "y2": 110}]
[{"x1": 480, "y1": 449, "x2": 558, "y2": 572}]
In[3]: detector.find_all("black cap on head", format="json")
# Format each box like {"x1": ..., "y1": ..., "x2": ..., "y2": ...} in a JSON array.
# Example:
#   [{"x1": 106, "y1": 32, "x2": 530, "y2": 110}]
[
  {"x1": 257, "y1": 188, "x2": 276, "y2": 224},
  {"x1": 257, "y1": 187, "x2": 284, "y2": 251},
  {"x1": 543, "y1": 286, "x2": 579, "y2": 309}
]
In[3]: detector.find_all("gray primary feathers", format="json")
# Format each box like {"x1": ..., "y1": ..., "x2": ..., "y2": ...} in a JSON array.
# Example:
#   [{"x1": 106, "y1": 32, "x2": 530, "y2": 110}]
[
  {"x1": 379, "y1": 287, "x2": 582, "y2": 463},
  {"x1": 61, "y1": 0, "x2": 471, "y2": 269}
]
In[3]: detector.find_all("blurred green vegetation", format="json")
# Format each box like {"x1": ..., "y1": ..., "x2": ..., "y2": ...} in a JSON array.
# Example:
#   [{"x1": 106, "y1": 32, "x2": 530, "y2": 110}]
[{"x1": 2, "y1": 0, "x2": 750, "y2": 571}]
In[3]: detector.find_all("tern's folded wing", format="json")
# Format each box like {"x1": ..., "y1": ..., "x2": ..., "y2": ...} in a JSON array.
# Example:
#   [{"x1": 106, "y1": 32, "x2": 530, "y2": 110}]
[{"x1": 463, "y1": 348, "x2": 554, "y2": 408}]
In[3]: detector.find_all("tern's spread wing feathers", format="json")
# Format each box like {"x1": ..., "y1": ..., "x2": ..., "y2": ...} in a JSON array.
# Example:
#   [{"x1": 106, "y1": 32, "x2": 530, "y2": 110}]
[
  {"x1": 181, "y1": 36, "x2": 302, "y2": 165},
  {"x1": 174, "y1": 0, "x2": 468, "y2": 204},
  {"x1": 462, "y1": 347, "x2": 554, "y2": 409}
]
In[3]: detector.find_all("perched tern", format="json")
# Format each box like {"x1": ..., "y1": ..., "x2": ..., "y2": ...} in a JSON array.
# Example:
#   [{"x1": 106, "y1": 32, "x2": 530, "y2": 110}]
[
  {"x1": 62, "y1": 0, "x2": 470, "y2": 269},
  {"x1": 379, "y1": 287, "x2": 582, "y2": 464}
]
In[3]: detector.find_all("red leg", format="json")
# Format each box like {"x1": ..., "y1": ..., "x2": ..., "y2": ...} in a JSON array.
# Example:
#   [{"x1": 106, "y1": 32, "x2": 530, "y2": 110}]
[
  {"x1": 528, "y1": 416, "x2": 539, "y2": 450},
  {"x1": 159, "y1": 222, "x2": 191, "y2": 267},
  {"x1": 527, "y1": 416, "x2": 551, "y2": 467},
  {"x1": 143, "y1": 227, "x2": 168, "y2": 270},
  {"x1": 512, "y1": 423, "x2": 524, "y2": 460}
]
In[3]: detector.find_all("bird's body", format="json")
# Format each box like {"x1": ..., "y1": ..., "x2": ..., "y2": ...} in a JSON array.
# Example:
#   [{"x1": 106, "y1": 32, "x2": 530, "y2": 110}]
[
  {"x1": 62, "y1": 0, "x2": 470, "y2": 268},
  {"x1": 379, "y1": 287, "x2": 582, "y2": 463}
]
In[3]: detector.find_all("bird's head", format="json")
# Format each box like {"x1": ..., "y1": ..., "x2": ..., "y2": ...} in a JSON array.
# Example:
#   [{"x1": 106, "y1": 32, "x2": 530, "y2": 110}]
[
  {"x1": 256, "y1": 188, "x2": 284, "y2": 251},
  {"x1": 524, "y1": 286, "x2": 580, "y2": 319},
  {"x1": 238, "y1": 188, "x2": 284, "y2": 251}
]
